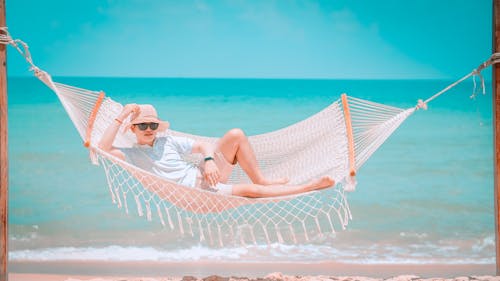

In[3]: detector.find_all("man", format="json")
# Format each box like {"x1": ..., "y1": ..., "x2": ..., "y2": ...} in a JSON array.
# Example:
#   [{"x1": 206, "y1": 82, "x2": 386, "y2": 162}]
[{"x1": 98, "y1": 104, "x2": 334, "y2": 197}]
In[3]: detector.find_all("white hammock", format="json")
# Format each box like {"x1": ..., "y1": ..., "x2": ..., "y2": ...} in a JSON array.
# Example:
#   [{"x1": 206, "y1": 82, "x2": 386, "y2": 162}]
[
  {"x1": 46, "y1": 78, "x2": 413, "y2": 245},
  {"x1": 2, "y1": 28, "x2": 497, "y2": 245}
]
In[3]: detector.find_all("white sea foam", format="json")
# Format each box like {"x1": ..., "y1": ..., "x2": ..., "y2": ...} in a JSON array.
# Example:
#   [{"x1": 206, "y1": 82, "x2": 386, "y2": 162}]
[{"x1": 9, "y1": 243, "x2": 495, "y2": 265}]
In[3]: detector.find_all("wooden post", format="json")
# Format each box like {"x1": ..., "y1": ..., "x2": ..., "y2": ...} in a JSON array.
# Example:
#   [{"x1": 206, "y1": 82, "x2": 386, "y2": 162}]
[
  {"x1": 0, "y1": 0, "x2": 6, "y2": 280},
  {"x1": 494, "y1": 0, "x2": 500, "y2": 275}
]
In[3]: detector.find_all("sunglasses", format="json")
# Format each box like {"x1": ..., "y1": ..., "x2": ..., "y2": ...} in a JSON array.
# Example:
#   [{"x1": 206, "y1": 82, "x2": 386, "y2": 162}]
[{"x1": 135, "y1": 122, "x2": 159, "y2": 131}]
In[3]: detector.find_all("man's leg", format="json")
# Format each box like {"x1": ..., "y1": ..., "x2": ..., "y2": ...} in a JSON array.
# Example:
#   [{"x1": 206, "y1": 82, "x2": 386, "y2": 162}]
[
  {"x1": 232, "y1": 176, "x2": 334, "y2": 198},
  {"x1": 216, "y1": 128, "x2": 288, "y2": 185}
]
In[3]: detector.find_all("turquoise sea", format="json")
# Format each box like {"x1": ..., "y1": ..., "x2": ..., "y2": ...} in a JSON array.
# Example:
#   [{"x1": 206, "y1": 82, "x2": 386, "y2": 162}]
[{"x1": 7, "y1": 77, "x2": 494, "y2": 266}]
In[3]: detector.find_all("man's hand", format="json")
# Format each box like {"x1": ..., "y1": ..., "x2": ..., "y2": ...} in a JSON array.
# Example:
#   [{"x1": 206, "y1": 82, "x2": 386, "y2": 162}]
[
  {"x1": 121, "y1": 103, "x2": 140, "y2": 119},
  {"x1": 203, "y1": 160, "x2": 220, "y2": 187}
]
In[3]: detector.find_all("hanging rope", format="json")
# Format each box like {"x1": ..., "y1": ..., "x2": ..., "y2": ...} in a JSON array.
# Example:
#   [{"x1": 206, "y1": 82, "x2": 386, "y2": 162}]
[
  {"x1": 0, "y1": 27, "x2": 56, "y2": 90},
  {"x1": 0, "y1": 27, "x2": 39, "y2": 72},
  {"x1": 415, "y1": 52, "x2": 500, "y2": 110}
]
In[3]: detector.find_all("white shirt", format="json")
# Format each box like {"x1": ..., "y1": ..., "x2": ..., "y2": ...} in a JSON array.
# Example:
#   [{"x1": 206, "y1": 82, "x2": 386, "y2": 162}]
[{"x1": 120, "y1": 136, "x2": 199, "y2": 187}]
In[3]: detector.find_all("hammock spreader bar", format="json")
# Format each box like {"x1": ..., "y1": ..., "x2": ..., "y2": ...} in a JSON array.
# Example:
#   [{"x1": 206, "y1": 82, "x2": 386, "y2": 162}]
[
  {"x1": 84, "y1": 91, "x2": 106, "y2": 148},
  {"x1": 341, "y1": 93, "x2": 356, "y2": 177}
]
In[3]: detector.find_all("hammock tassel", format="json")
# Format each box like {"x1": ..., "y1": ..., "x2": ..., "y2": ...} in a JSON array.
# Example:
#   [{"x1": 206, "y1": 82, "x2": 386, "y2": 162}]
[
  {"x1": 343, "y1": 205, "x2": 349, "y2": 227},
  {"x1": 229, "y1": 224, "x2": 235, "y2": 239},
  {"x1": 198, "y1": 220, "x2": 205, "y2": 242},
  {"x1": 164, "y1": 206, "x2": 174, "y2": 230},
  {"x1": 346, "y1": 196, "x2": 353, "y2": 220},
  {"x1": 339, "y1": 191, "x2": 352, "y2": 221},
  {"x1": 122, "y1": 192, "x2": 129, "y2": 214},
  {"x1": 325, "y1": 213, "x2": 336, "y2": 234},
  {"x1": 89, "y1": 149, "x2": 99, "y2": 166},
  {"x1": 336, "y1": 209, "x2": 346, "y2": 230},
  {"x1": 343, "y1": 175, "x2": 357, "y2": 192},
  {"x1": 114, "y1": 187, "x2": 122, "y2": 208},
  {"x1": 177, "y1": 211, "x2": 185, "y2": 235},
  {"x1": 263, "y1": 226, "x2": 271, "y2": 245},
  {"x1": 207, "y1": 224, "x2": 214, "y2": 246},
  {"x1": 145, "y1": 201, "x2": 152, "y2": 221},
  {"x1": 275, "y1": 224, "x2": 284, "y2": 244},
  {"x1": 237, "y1": 225, "x2": 247, "y2": 246},
  {"x1": 217, "y1": 225, "x2": 224, "y2": 247},
  {"x1": 239, "y1": 233, "x2": 246, "y2": 247},
  {"x1": 108, "y1": 184, "x2": 116, "y2": 204},
  {"x1": 315, "y1": 217, "x2": 322, "y2": 236},
  {"x1": 104, "y1": 164, "x2": 117, "y2": 204},
  {"x1": 186, "y1": 217, "x2": 194, "y2": 237},
  {"x1": 156, "y1": 203, "x2": 166, "y2": 227},
  {"x1": 301, "y1": 221, "x2": 309, "y2": 242},
  {"x1": 134, "y1": 195, "x2": 144, "y2": 217},
  {"x1": 288, "y1": 224, "x2": 297, "y2": 244},
  {"x1": 250, "y1": 228, "x2": 257, "y2": 245}
]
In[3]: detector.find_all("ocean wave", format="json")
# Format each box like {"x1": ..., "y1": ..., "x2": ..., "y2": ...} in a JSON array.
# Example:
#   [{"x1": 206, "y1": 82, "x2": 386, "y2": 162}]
[
  {"x1": 9, "y1": 242, "x2": 495, "y2": 265},
  {"x1": 9, "y1": 245, "x2": 247, "y2": 262}
]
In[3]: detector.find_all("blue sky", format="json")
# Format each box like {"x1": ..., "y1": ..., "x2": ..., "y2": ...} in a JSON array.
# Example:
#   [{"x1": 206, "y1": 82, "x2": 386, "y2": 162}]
[{"x1": 6, "y1": 0, "x2": 493, "y2": 79}]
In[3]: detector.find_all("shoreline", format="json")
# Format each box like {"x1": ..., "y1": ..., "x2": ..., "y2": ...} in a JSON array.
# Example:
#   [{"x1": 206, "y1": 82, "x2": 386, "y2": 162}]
[{"x1": 9, "y1": 260, "x2": 496, "y2": 279}]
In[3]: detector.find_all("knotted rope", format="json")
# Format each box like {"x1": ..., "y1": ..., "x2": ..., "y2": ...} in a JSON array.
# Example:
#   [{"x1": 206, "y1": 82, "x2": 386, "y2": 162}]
[
  {"x1": 0, "y1": 27, "x2": 56, "y2": 90},
  {"x1": 0, "y1": 27, "x2": 38, "y2": 72},
  {"x1": 415, "y1": 52, "x2": 500, "y2": 110}
]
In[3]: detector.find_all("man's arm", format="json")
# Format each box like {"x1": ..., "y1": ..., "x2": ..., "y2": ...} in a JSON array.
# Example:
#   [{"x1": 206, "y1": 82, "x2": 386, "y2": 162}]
[
  {"x1": 192, "y1": 141, "x2": 220, "y2": 186},
  {"x1": 98, "y1": 104, "x2": 138, "y2": 161}
]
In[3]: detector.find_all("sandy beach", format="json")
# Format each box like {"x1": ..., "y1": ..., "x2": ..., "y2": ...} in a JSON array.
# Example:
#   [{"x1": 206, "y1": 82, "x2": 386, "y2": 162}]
[
  {"x1": 8, "y1": 272, "x2": 500, "y2": 281},
  {"x1": 8, "y1": 261, "x2": 497, "y2": 281}
]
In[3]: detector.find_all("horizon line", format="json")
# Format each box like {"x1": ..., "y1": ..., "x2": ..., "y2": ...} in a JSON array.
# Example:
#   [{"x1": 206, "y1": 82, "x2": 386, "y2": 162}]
[{"x1": 6, "y1": 75, "x2": 486, "y2": 82}]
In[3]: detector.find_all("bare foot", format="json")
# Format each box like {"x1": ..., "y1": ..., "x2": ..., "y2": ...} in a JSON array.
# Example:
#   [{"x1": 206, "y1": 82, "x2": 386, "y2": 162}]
[
  {"x1": 259, "y1": 177, "x2": 290, "y2": 186},
  {"x1": 308, "y1": 176, "x2": 335, "y2": 191}
]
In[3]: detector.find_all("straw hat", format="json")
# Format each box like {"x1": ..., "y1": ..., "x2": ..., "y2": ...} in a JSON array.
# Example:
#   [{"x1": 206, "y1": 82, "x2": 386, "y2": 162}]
[{"x1": 128, "y1": 104, "x2": 169, "y2": 132}]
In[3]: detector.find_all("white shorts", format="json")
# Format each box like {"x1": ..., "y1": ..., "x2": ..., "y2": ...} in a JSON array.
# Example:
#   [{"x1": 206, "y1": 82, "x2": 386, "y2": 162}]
[
  {"x1": 198, "y1": 182, "x2": 233, "y2": 196},
  {"x1": 197, "y1": 151, "x2": 235, "y2": 196}
]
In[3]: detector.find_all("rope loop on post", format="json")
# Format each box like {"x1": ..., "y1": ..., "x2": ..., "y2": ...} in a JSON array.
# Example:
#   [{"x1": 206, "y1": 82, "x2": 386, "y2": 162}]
[
  {"x1": 0, "y1": 27, "x2": 56, "y2": 90},
  {"x1": 475, "y1": 52, "x2": 500, "y2": 74},
  {"x1": 0, "y1": 27, "x2": 43, "y2": 75}
]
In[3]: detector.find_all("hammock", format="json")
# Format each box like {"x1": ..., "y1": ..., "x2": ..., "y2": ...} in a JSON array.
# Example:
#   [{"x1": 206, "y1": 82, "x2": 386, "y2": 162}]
[{"x1": 2, "y1": 28, "x2": 498, "y2": 246}]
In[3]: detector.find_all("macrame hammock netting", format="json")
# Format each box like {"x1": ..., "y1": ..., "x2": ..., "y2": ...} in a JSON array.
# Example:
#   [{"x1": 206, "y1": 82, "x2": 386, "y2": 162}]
[{"x1": 2, "y1": 28, "x2": 498, "y2": 246}]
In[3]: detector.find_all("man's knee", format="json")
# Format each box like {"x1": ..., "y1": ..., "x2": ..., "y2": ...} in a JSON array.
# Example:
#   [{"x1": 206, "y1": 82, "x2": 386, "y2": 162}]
[{"x1": 225, "y1": 128, "x2": 246, "y2": 141}]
